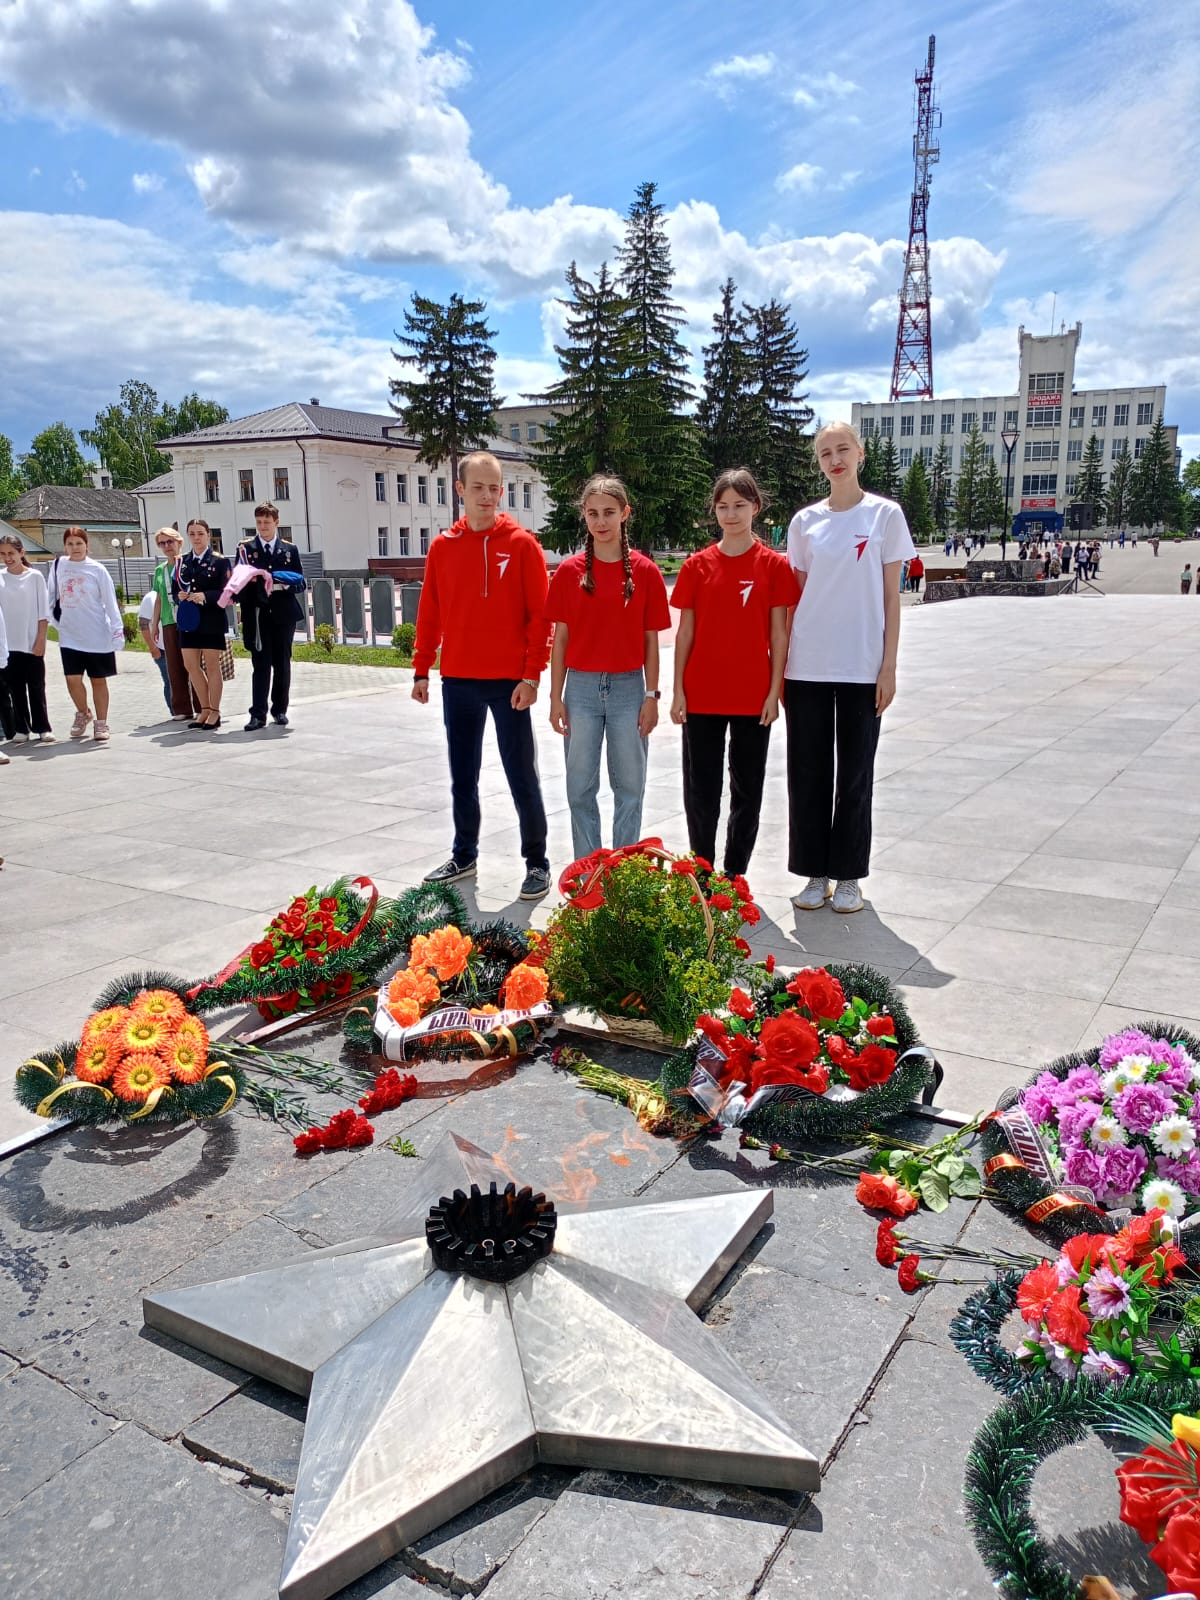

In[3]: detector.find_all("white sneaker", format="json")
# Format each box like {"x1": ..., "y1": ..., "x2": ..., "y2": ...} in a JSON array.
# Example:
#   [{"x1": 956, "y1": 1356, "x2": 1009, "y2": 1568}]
[
  {"x1": 37, "y1": 733, "x2": 56, "y2": 744},
  {"x1": 12, "y1": 732, "x2": 29, "y2": 744},
  {"x1": 0, "y1": 750, "x2": 9, "y2": 765},
  {"x1": 791, "y1": 876, "x2": 832, "y2": 911},
  {"x1": 832, "y1": 879, "x2": 865, "y2": 914}
]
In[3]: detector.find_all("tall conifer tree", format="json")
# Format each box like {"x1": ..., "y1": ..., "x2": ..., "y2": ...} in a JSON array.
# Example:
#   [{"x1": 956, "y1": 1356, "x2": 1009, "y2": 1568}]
[
  {"x1": 1128, "y1": 415, "x2": 1178, "y2": 530},
  {"x1": 743, "y1": 297, "x2": 815, "y2": 519},
  {"x1": 1106, "y1": 441, "x2": 1132, "y2": 528},
  {"x1": 877, "y1": 435, "x2": 901, "y2": 500},
  {"x1": 899, "y1": 454, "x2": 934, "y2": 539},
  {"x1": 1075, "y1": 432, "x2": 1106, "y2": 510},
  {"x1": 931, "y1": 438, "x2": 953, "y2": 535},
  {"x1": 698, "y1": 278, "x2": 757, "y2": 473}
]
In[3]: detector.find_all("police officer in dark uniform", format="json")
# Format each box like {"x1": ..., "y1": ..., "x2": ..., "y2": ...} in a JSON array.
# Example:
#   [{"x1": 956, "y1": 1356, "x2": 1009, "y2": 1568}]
[{"x1": 237, "y1": 502, "x2": 307, "y2": 730}]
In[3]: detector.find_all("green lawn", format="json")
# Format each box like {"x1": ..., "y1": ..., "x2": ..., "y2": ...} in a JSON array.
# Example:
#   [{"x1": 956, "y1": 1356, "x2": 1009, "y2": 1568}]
[{"x1": 49, "y1": 625, "x2": 415, "y2": 670}]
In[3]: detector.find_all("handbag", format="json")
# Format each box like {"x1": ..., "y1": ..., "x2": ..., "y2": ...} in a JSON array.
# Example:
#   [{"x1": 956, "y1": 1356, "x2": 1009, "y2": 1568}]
[
  {"x1": 173, "y1": 557, "x2": 201, "y2": 631},
  {"x1": 219, "y1": 643, "x2": 235, "y2": 682}
]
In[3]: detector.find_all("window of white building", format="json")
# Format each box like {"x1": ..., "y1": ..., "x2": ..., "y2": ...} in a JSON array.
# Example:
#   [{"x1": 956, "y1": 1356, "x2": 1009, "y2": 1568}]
[
  {"x1": 1025, "y1": 440, "x2": 1059, "y2": 461},
  {"x1": 436, "y1": 477, "x2": 446, "y2": 506},
  {"x1": 417, "y1": 476, "x2": 428, "y2": 504},
  {"x1": 1028, "y1": 372, "x2": 1064, "y2": 394},
  {"x1": 898, "y1": 447, "x2": 912, "y2": 468},
  {"x1": 1137, "y1": 402, "x2": 1154, "y2": 425},
  {"x1": 273, "y1": 467, "x2": 290, "y2": 500},
  {"x1": 377, "y1": 527, "x2": 388, "y2": 557},
  {"x1": 1135, "y1": 437, "x2": 1147, "y2": 459},
  {"x1": 204, "y1": 470, "x2": 219, "y2": 503},
  {"x1": 1070, "y1": 406, "x2": 1085, "y2": 428},
  {"x1": 1067, "y1": 439, "x2": 1082, "y2": 462},
  {"x1": 879, "y1": 415, "x2": 894, "y2": 437},
  {"x1": 861, "y1": 416, "x2": 876, "y2": 437},
  {"x1": 961, "y1": 411, "x2": 977, "y2": 433},
  {"x1": 1021, "y1": 473, "x2": 1058, "y2": 494},
  {"x1": 239, "y1": 469, "x2": 255, "y2": 502},
  {"x1": 1092, "y1": 405, "x2": 1107, "y2": 428},
  {"x1": 507, "y1": 482, "x2": 516, "y2": 508},
  {"x1": 1113, "y1": 403, "x2": 1129, "y2": 428},
  {"x1": 920, "y1": 413, "x2": 934, "y2": 436},
  {"x1": 1027, "y1": 407, "x2": 1061, "y2": 428},
  {"x1": 900, "y1": 413, "x2": 914, "y2": 436},
  {"x1": 419, "y1": 528, "x2": 430, "y2": 553},
  {"x1": 523, "y1": 482, "x2": 532, "y2": 510},
  {"x1": 1004, "y1": 408, "x2": 1019, "y2": 430},
  {"x1": 396, "y1": 475, "x2": 408, "y2": 503},
  {"x1": 941, "y1": 412, "x2": 954, "y2": 434},
  {"x1": 374, "y1": 472, "x2": 386, "y2": 502},
  {"x1": 397, "y1": 528, "x2": 410, "y2": 555},
  {"x1": 526, "y1": 423, "x2": 538, "y2": 442},
  {"x1": 982, "y1": 410, "x2": 995, "y2": 432},
  {"x1": 1065, "y1": 475, "x2": 1078, "y2": 495}
]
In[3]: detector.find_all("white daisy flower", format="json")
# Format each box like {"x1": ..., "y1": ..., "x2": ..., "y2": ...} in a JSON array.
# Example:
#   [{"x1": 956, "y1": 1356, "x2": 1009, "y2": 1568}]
[
  {"x1": 1101, "y1": 1067, "x2": 1134, "y2": 1096},
  {"x1": 1090, "y1": 1115, "x2": 1128, "y2": 1150},
  {"x1": 1141, "y1": 1177, "x2": 1187, "y2": 1218},
  {"x1": 1152, "y1": 1115, "x2": 1197, "y2": 1156},
  {"x1": 1119, "y1": 1054, "x2": 1154, "y2": 1082}
]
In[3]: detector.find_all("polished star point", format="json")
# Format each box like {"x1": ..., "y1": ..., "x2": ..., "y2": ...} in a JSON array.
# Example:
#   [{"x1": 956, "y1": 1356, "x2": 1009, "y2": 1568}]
[{"x1": 144, "y1": 1132, "x2": 819, "y2": 1600}]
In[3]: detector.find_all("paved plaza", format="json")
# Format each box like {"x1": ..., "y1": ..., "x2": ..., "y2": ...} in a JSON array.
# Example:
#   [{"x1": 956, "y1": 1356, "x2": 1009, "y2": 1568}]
[{"x1": 4, "y1": 575, "x2": 1200, "y2": 1598}]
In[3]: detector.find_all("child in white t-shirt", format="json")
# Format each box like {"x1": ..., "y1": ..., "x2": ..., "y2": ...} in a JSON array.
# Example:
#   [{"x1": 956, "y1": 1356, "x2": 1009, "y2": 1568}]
[{"x1": 784, "y1": 421, "x2": 915, "y2": 914}]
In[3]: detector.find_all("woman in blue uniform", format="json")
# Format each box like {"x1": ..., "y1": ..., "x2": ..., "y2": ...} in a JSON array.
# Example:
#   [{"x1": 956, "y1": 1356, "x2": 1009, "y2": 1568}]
[{"x1": 173, "y1": 518, "x2": 231, "y2": 729}]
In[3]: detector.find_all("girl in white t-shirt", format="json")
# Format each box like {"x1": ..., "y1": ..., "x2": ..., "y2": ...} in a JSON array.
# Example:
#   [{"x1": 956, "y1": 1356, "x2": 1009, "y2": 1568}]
[
  {"x1": 47, "y1": 527, "x2": 125, "y2": 743},
  {"x1": 784, "y1": 421, "x2": 915, "y2": 914},
  {"x1": 0, "y1": 534, "x2": 54, "y2": 743}
]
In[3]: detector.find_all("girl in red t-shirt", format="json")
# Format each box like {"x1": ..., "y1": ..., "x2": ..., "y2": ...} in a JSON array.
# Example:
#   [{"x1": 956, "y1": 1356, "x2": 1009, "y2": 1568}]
[
  {"x1": 547, "y1": 475, "x2": 671, "y2": 859},
  {"x1": 670, "y1": 469, "x2": 799, "y2": 876}
]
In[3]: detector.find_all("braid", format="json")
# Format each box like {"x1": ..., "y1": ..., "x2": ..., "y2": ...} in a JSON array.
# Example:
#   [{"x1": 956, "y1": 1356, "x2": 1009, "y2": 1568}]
[
  {"x1": 582, "y1": 531, "x2": 595, "y2": 594},
  {"x1": 620, "y1": 527, "x2": 634, "y2": 600}
]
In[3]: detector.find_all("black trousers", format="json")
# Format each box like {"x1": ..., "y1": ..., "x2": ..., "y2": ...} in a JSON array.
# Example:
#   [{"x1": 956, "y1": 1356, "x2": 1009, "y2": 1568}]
[
  {"x1": 785, "y1": 680, "x2": 881, "y2": 881},
  {"x1": 248, "y1": 614, "x2": 297, "y2": 720},
  {"x1": 442, "y1": 677, "x2": 548, "y2": 871},
  {"x1": 1, "y1": 651, "x2": 51, "y2": 736},
  {"x1": 681, "y1": 712, "x2": 771, "y2": 877}
]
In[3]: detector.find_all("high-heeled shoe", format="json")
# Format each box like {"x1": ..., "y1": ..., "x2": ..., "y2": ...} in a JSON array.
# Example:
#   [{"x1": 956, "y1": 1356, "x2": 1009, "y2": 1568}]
[
  {"x1": 202, "y1": 715, "x2": 222, "y2": 730},
  {"x1": 187, "y1": 712, "x2": 211, "y2": 728}
]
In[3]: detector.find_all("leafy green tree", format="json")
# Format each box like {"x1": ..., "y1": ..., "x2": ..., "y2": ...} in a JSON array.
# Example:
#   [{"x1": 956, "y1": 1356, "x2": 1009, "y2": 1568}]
[
  {"x1": 697, "y1": 277, "x2": 757, "y2": 474},
  {"x1": 0, "y1": 434, "x2": 24, "y2": 507},
  {"x1": 742, "y1": 296, "x2": 814, "y2": 519},
  {"x1": 389, "y1": 292, "x2": 502, "y2": 518},
  {"x1": 877, "y1": 435, "x2": 900, "y2": 500},
  {"x1": 930, "y1": 438, "x2": 953, "y2": 536},
  {"x1": 82, "y1": 381, "x2": 230, "y2": 489},
  {"x1": 1180, "y1": 456, "x2": 1200, "y2": 531},
  {"x1": 534, "y1": 261, "x2": 633, "y2": 552},
  {"x1": 1105, "y1": 441, "x2": 1133, "y2": 529},
  {"x1": 1075, "y1": 432, "x2": 1106, "y2": 510},
  {"x1": 979, "y1": 456, "x2": 1007, "y2": 533},
  {"x1": 165, "y1": 393, "x2": 230, "y2": 437},
  {"x1": 616, "y1": 181, "x2": 707, "y2": 549},
  {"x1": 1128, "y1": 414, "x2": 1178, "y2": 530},
  {"x1": 954, "y1": 424, "x2": 986, "y2": 535},
  {"x1": 899, "y1": 453, "x2": 934, "y2": 540},
  {"x1": 18, "y1": 422, "x2": 91, "y2": 488}
]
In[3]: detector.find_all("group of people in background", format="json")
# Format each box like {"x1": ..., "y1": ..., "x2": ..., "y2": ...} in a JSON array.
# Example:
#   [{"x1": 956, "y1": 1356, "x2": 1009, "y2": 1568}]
[
  {"x1": 1015, "y1": 538, "x2": 1104, "y2": 581},
  {"x1": 0, "y1": 503, "x2": 306, "y2": 754},
  {"x1": 412, "y1": 423, "x2": 912, "y2": 913}
]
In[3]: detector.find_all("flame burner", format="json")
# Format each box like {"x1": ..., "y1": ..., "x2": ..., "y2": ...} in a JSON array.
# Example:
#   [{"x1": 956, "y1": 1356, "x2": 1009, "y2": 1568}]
[{"x1": 425, "y1": 1182, "x2": 557, "y2": 1282}]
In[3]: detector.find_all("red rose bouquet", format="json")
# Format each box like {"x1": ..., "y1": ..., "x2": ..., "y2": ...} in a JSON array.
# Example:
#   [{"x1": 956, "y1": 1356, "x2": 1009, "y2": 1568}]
[
  {"x1": 1117, "y1": 1410, "x2": 1200, "y2": 1594},
  {"x1": 239, "y1": 880, "x2": 377, "y2": 1020}
]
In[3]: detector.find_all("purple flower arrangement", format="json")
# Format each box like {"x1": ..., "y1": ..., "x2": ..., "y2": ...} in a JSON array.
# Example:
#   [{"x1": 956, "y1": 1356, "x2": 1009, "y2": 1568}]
[{"x1": 1019, "y1": 1029, "x2": 1200, "y2": 1218}]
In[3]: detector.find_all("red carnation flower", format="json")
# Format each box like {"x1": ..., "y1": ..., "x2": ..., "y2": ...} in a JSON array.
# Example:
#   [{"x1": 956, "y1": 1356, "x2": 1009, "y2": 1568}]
[
  {"x1": 696, "y1": 1013, "x2": 730, "y2": 1046},
  {"x1": 1015, "y1": 1261, "x2": 1061, "y2": 1325},
  {"x1": 1045, "y1": 1285, "x2": 1090, "y2": 1354},
  {"x1": 732, "y1": 875, "x2": 752, "y2": 902},
  {"x1": 897, "y1": 1254, "x2": 927, "y2": 1293},
  {"x1": 728, "y1": 988, "x2": 756, "y2": 1020},
  {"x1": 739, "y1": 903, "x2": 761, "y2": 927},
  {"x1": 693, "y1": 856, "x2": 713, "y2": 873},
  {"x1": 735, "y1": 937, "x2": 751, "y2": 956},
  {"x1": 710, "y1": 892, "x2": 733, "y2": 911},
  {"x1": 876, "y1": 1219, "x2": 899, "y2": 1266},
  {"x1": 670, "y1": 860, "x2": 693, "y2": 876},
  {"x1": 293, "y1": 1127, "x2": 323, "y2": 1155},
  {"x1": 764, "y1": 954, "x2": 775, "y2": 973}
]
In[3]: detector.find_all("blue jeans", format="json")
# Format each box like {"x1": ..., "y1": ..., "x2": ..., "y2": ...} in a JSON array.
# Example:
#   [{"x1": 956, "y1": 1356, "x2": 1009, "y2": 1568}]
[
  {"x1": 563, "y1": 669, "x2": 648, "y2": 859},
  {"x1": 441, "y1": 677, "x2": 549, "y2": 872},
  {"x1": 153, "y1": 649, "x2": 172, "y2": 711}
]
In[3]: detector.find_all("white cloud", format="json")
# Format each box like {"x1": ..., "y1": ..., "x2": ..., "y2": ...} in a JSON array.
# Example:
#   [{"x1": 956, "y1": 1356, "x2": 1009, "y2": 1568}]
[
  {"x1": 792, "y1": 70, "x2": 860, "y2": 110},
  {"x1": 706, "y1": 52, "x2": 776, "y2": 83},
  {"x1": 65, "y1": 169, "x2": 86, "y2": 192},
  {"x1": 131, "y1": 171, "x2": 163, "y2": 193},
  {"x1": 27, "y1": 165, "x2": 40, "y2": 178},
  {"x1": 776, "y1": 164, "x2": 823, "y2": 194}
]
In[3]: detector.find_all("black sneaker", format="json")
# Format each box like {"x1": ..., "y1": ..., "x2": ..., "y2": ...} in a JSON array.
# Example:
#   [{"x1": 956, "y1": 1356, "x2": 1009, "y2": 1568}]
[
  {"x1": 244, "y1": 717, "x2": 267, "y2": 731},
  {"x1": 519, "y1": 867, "x2": 551, "y2": 901},
  {"x1": 424, "y1": 858, "x2": 477, "y2": 885}
]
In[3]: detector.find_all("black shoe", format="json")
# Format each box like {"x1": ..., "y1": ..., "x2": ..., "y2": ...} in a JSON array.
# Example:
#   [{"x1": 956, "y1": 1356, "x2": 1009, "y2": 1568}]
[
  {"x1": 188, "y1": 715, "x2": 210, "y2": 729},
  {"x1": 272, "y1": 713, "x2": 289, "y2": 726},
  {"x1": 423, "y1": 858, "x2": 477, "y2": 885},
  {"x1": 244, "y1": 717, "x2": 267, "y2": 731},
  {"x1": 519, "y1": 867, "x2": 551, "y2": 901}
]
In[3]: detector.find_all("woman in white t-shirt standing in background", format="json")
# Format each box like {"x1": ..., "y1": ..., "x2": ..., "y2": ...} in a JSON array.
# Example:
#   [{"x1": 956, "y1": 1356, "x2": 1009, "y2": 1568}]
[
  {"x1": 0, "y1": 533, "x2": 54, "y2": 744},
  {"x1": 47, "y1": 526, "x2": 125, "y2": 743},
  {"x1": 784, "y1": 421, "x2": 915, "y2": 914}
]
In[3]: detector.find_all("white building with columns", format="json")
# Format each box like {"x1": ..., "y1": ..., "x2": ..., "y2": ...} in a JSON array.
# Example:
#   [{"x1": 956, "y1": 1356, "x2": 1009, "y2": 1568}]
[
  {"x1": 852, "y1": 324, "x2": 1176, "y2": 514},
  {"x1": 140, "y1": 401, "x2": 551, "y2": 577}
]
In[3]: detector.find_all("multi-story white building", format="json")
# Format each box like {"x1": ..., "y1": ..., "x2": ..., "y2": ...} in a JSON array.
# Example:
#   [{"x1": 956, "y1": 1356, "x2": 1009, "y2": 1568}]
[
  {"x1": 852, "y1": 324, "x2": 1177, "y2": 514},
  {"x1": 141, "y1": 401, "x2": 551, "y2": 577}
]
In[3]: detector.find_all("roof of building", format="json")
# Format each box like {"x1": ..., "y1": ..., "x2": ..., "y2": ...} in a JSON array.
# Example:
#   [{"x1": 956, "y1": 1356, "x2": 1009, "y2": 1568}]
[
  {"x1": 160, "y1": 402, "x2": 530, "y2": 460},
  {"x1": 135, "y1": 470, "x2": 175, "y2": 494},
  {"x1": 9, "y1": 484, "x2": 140, "y2": 524},
  {"x1": 0, "y1": 516, "x2": 51, "y2": 555}
]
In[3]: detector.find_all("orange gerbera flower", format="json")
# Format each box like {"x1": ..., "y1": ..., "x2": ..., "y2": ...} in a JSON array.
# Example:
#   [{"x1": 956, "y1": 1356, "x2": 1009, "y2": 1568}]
[
  {"x1": 501, "y1": 962, "x2": 550, "y2": 1010},
  {"x1": 112, "y1": 1051, "x2": 171, "y2": 1103},
  {"x1": 425, "y1": 926, "x2": 473, "y2": 981},
  {"x1": 131, "y1": 988, "x2": 188, "y2": 1025},
  {"x1": 124, "y1": 1013, "x2": 167, "y2": 1053},
  {"x1": 387, "y1": 996, "x2": 422, "y2": 1027},
  {"x1": 76, "y1": 1035, "x2": 118, "y2": 1084},
  {"x1": 168, "y1": 1036, "x2": 208, "y2": 1084},
  {"x1": 387, "y1": 966, "x2": 441, "y2": 1010},
  {"x1": 174, "y1": 1014, "x2": 210, "y2": 1053},
  {"x1": 81, "y1": 1005, "x2": 129, "y2": 1049}
]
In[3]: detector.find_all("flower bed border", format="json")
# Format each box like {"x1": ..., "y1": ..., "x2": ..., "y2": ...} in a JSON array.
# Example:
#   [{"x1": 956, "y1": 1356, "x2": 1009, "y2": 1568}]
[{"x1": 979, "y1": 1019, "x2": 1200, "y2": 1260}]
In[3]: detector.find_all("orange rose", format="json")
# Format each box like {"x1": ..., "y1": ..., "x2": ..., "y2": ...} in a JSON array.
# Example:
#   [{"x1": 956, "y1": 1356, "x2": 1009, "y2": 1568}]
[
  {"x1": 501, "y1": 962, "x2": 550, "y2": 1010},
  {"x1": 388, "y1": 997, "x2": 422, "y2": 1027}
]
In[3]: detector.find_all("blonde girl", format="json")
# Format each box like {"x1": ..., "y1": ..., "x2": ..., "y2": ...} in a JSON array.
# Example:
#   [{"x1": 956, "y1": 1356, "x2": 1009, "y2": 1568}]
[
  {"x1": 670, "y1": 468, "x2": 798, "y2": 876},
  {"x1": 784, "y1": 421, "x2": 915, "y2": 913},
  {"x1": 546, "y1": 475, "x2": 670, "y2": 857},
  {"x1": 0, "y1": 533, "x2": 53, "y2": 742}
]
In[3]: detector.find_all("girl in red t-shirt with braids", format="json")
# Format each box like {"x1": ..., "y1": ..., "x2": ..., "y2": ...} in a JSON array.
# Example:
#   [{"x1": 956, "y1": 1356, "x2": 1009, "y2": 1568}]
[
  {"x1": 670, "y1": 469, "x2": 799, "y2": 876},
  {"x1": 547, "y1": 475, "x2": 672, "y2": 859}
]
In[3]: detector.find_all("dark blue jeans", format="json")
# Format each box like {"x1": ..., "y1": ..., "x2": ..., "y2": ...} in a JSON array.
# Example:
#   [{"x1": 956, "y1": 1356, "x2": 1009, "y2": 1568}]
[{"x1": 441, "y1": 677, "x2": 548, "y2": 871}]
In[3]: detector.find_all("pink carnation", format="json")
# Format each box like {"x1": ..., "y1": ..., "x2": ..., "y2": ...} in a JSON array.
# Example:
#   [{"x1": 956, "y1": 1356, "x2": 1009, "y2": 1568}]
[
  {"x1": 1099, "y1": 1029, "x2": 1158, "y2": 1068},
  {"x1": 1063, "y1": 1143, "x2": 1107, "y2": 1195},
  {"x1": 1114, "y1": 1082, "x2": 1175, "y2": 1134},
  {"x1": 1020, "y1": 1071, "x2": 1062, "y2": 1127},
  {"x1": 1102, "y1": 1141, "x2": 1149, "y2": 1200},
  {"x1": 1053, "y1": 1066, "x2": 1105, "y2": 1106}
]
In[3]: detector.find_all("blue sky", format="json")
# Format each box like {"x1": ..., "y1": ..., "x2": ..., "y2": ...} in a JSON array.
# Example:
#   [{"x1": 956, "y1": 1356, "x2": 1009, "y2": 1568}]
[{"x1": 0, "y1": 0, "x2": 1195, "y2": 466}]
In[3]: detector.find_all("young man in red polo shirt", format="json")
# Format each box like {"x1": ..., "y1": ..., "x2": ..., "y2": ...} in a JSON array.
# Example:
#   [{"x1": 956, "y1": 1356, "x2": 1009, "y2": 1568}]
[{"x1": 412, "y1": 452, "x2": 552, "y2": 900}]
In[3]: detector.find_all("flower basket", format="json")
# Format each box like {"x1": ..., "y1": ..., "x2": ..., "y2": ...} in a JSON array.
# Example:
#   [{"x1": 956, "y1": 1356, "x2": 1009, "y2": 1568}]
[
  {"x1": 545, "y1": 839, "x2": 755, "y2": 1046},
  {"x1": 595, "y1": 1012, "x2": 678, "y2": 1051},
  {"x1": 980, "y1": 1020, "x2": 1200, "y2": 1263}
]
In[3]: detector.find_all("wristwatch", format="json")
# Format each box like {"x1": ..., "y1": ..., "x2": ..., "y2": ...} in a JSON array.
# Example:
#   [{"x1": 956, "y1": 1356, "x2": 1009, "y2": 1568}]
[
  {"x1": 522, "y1": 678, "x2": 538, "y2": 689},
  {"x1": 644, "y1": 690, "x2": 661, "y2": 700}
]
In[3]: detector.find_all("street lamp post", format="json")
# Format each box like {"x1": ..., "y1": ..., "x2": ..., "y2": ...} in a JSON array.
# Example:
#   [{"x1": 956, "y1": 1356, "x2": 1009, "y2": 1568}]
[
  {"x1": 1000, "y1": 426, "x2": 1019, "y2": 563},
  {"x1": 111, "y1": 536, "x2": 133, "y2": 597}
]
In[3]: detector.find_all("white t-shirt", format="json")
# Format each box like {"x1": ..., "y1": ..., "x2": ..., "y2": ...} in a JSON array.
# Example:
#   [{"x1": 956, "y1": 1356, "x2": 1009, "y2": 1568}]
[
  {"x1": 0, "y1": 565, "x2": 50, "y2": 653},
  {"x1": 48, "y1": 556, "x2": 125, "y2": 655},
  {"x1": 137, "y1": 591, "x2": 164, "y2": 649},
  {"x1": 785, "y1": 493, "x2": 916, "y2": 684}
]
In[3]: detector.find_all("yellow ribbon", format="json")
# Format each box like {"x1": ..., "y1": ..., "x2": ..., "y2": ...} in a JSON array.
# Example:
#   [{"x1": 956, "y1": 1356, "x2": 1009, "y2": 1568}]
[
  {"x1": 20, "y1": 1055, "x2": 64, "y2": 1088},
  {"x1": 128, "y1": 1084, "x2": 174, "y2": 1122},
  {"x1": 467, "y1": 1029, "x2": 493, "y2": 1057},
  {"x1": 493, "y1": 1025, "x2": 520, "y2": 1059},
  {"x1": 199, "y1": 1062, "x2": 239, "y2": 1117},
  {"x1": 35, "y1": 1080, "x2": 115, "y2": 1118}
]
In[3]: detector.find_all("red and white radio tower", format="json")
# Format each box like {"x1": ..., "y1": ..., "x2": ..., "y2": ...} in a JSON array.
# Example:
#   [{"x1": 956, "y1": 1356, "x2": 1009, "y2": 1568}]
[{"x1": 889, "y1": 35, "x2": 941, "y2": 400}]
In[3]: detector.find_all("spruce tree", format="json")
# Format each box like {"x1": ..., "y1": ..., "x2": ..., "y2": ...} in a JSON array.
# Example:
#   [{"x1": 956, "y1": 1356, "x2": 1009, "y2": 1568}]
[
  {"x1": 1105, "y1": 441, "x2": 1132, "y2": 529},
  {"x1": 1128, "y1": 414, "x2": 1177, "y2": 531},
  {"x1": 616, "y1": 181, "x2": 707, "y2": 549},
  {"x1": 954, "y1": 425, "x2": 987, "y2": 537},
  {"x1": 743, "y1": 297, "x2": 814, "y2": 519},
  {"x1": 698, "y1": 278, "x2": 757, "y2": 474},
  {"x1": 899, "y1": 453, "x2": 934, "y2": 540},
  {"x1": 1075, "y1": 432, "x2": 1106, "y2": 511},
  {"x1": 877, "y1": 436, "x2": 900, "y2": 500},
  {"x1": 859, "y1": 434, "x2": 881, "y2": 494},
  {"x1": 534, "y1": 261, "x2": 633, "y2": 552},
  {"x1": 389, "y1": 292, "x2": 502, "y2": 517},
  {"x1": 978, "y1": 456, "x2": 1006, "y2": 533},
  {"x1": 931, "y1": 438, "x2": 953, "y2": 536}
]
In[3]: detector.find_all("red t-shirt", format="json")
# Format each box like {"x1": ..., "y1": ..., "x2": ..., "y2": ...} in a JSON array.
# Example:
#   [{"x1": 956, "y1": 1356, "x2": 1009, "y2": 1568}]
[
  {"x1": 545, "y1": 550, "x2": 671, "y2": 672},
  {"x1": 671, "y1": 540, "x2": 799, "y2": 715}
]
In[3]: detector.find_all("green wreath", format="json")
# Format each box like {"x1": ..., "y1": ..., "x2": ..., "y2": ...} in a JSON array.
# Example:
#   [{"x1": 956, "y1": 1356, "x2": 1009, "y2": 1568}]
[
  {"x1": 979, "y1": 1019, "x2": 1200, "y2": 1263},
  {"x1": 951, "y1": 1270, "x2": 1039, "y2": 1397},
  {"x1": 965, "y1": 1371, "x2": 1200, "y2": 1600},
  {"x1": 654, "y1": 962, "x2": 936, "y2": 1141}
]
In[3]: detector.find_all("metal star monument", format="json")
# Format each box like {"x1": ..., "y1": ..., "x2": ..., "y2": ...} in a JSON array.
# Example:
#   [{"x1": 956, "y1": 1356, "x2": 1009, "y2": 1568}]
[{"x1": 144, "y1": 1133, "x2": 819, "y2": 1600}]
